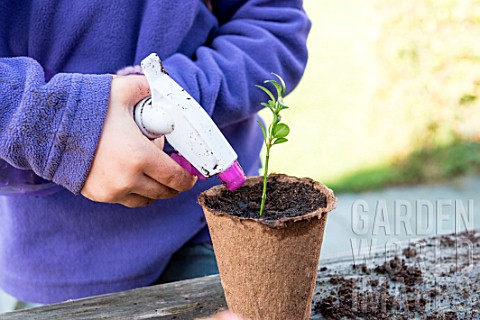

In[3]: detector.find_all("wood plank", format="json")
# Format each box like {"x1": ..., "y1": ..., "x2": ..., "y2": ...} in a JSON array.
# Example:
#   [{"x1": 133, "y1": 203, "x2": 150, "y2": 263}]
[
  {"x1": 0, "y1": 276, "x2": 226, "y2": 320},
  {"x1": 2, "y1": 231, "x2": 480, "y2": 319}
]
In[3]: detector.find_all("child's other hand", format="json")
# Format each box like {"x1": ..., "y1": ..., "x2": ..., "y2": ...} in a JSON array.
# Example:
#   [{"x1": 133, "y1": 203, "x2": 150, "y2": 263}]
[
  {"x1": 206, "y1": 311, "x2": 244, "y2": 320},
  {"x1": 81, "y1": 75, "x2": 197, "y2": 207}
]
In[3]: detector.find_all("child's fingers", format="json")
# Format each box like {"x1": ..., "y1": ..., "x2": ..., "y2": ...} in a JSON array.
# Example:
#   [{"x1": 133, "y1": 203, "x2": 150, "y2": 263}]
[
  {"x1": 117, "y1": 194, "x2": 156, "y2": 208},
  {"x1": 206, "y1": 311, "x2": 244, "y2": 320},
  {"x1": 133, "y1": 174, "x2": 179, "y2": 200},
  {"x1": 143, "y1": 146, "x2": 197, "y2": 193}
]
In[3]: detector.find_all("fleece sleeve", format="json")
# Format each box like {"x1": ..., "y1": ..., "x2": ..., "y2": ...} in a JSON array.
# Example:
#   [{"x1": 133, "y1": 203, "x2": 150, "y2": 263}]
[
  {"x1": 162, "y1": 0, "x2": 311, "y2": 128},
  {"x1": 0, "y1": 57, "x2": 112, "y2": 194}
]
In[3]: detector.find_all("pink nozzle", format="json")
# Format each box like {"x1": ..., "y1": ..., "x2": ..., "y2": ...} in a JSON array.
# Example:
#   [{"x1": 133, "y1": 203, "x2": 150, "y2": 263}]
[
  {"x1": 218, "y1": 160, "x2": 246, "y2": 191},
  {"x1": 171, "y1": 153, "x2": 207, "y2": 180},
  {"x1": 171, "y1": 154, "x2": 246, "y2": 190}
]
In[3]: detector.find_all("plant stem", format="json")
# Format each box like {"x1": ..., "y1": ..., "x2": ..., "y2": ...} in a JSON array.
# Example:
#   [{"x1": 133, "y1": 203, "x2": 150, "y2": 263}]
[
  {"x1": 259, "y1": 139, "x2": 272, "y2": 216},
  {"x1": 256, "y1": 74, "x2": 289, "y2": 217}
]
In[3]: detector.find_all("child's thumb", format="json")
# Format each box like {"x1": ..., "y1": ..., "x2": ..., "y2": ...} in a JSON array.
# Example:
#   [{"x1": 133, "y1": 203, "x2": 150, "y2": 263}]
[{"x1": 151, "y1": 136, "x2": 165, "y2": 150}]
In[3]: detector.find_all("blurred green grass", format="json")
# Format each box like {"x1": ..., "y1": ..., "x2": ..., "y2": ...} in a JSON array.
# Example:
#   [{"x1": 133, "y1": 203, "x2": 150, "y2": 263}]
[
  {"x1": 330, "y1": 141, "x2": 480, "y2": 193},
  {"x1": 259, "y1": 0, "x2": 480, "y2": 193}
]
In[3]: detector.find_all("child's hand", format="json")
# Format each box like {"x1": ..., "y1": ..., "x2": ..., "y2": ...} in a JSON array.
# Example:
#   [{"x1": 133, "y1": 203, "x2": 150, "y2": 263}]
[
  {"x1": 205, "y1": 311, "x2": 244, "y2": 320},
  {"x1": 81, "y1": 75, "x2": 197, "y2": 207}
]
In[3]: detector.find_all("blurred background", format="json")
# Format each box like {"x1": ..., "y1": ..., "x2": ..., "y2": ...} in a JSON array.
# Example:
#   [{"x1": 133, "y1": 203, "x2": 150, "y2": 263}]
[
  {"x1": 261, "y1": 0, "x2": 480, "y2": 194},
  {"x1": 2, "y1": 0, "x2": 479, "y2": 312}
]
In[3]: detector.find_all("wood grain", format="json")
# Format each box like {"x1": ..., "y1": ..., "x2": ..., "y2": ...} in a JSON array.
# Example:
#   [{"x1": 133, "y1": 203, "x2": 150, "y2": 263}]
[
  {"x1": 3, "y1": 231, "x2": 479, "y2": 319},
  {"x1": 0, "y1": 276, "x2": 226, "y2": 320}
]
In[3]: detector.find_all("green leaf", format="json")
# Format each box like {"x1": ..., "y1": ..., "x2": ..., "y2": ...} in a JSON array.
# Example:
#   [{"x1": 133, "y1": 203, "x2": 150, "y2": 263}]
[
  {"x1": 257, "y1": 120, "x2": 267, "y2": 141},
  {"x1": 272, "y1": 113, "x2": 279, "y2": 126},
  {"x1": 272, "y1": 73, "x2": 286, "y2": 96},
  {"x1": 268, "y1": 100, "x2": 277, "y2": 111},
  {"x1": 264, "y1": 80, "x2": 282, "y2": 100},
  {"x1": 278, "y1": 100, "x2": 289, "y2": 111},
  {"x1": 273, "y1": 138, "x2": 288, "y2": 145},
  {"x1": 273, "y1": 123, "x2": 290, "y2": 138},
  {"x1": 256, "y1": 85, "x2": 275, "y2": 102},
  {"x1": 261, "y1": 102, "x2": 273, "y2": 111}
]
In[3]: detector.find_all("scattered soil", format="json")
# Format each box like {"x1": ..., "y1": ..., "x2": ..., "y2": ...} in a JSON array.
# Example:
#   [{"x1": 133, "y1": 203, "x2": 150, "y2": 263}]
[
  {"x1": 316, "y1": 256, "x2": 424, "y2": 319},
  {"x1": 425, "y1": 311, "x2": 458, "y2": 320},
  {"x1": 316, "y1": 278, "x2": 402, "y2": 320},
  {"x1": 403, "y1": 246, "x2": 417, "y2": 258},
  {"x1": 373, "y1": 256, "x2": 423, "y2": 291},
  {"x1": 352, "y1": 263, "x2": 371, "y2": 274},
  {"x1": 203, "y1": 174, "x2": 326, "y2": 220},
  {"x1": 314, "y1": 231, "x2": 480, "y2": 319}
]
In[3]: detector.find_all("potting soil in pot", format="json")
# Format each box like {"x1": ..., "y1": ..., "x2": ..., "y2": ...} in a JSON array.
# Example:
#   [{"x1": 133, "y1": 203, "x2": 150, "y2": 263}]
[{"x1": 203, "y1": 174, "x2": 327, "y2": 220}]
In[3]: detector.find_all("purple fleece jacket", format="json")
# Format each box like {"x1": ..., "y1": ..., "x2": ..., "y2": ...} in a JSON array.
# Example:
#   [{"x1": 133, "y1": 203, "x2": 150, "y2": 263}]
[{"x1": 0, "y1": 1, "x2": 310, "y2": 303}]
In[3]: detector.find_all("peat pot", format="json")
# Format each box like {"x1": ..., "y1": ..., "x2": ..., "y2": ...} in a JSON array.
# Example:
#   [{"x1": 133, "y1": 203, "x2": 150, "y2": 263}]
[{"x1": 198, "y1": 174, "x2": 337, "y2": 320}]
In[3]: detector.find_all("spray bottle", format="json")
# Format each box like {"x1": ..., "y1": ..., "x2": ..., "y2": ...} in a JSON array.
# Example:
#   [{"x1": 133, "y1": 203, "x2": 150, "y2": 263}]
[{"x1": 134, "y1": 53, "x2": 246, "y2": 191}]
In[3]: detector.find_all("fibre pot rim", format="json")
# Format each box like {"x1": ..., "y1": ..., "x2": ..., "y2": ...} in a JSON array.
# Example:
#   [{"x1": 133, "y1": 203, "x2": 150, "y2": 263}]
[{"x1": 198, "y1": 174, "x2": 337, "y2": 229}]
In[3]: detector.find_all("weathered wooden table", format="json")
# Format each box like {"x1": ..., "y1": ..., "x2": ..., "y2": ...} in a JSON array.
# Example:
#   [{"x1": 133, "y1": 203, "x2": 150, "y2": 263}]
[{"x1": 2, "y1": 231, "x2": 479, "y2": 319}]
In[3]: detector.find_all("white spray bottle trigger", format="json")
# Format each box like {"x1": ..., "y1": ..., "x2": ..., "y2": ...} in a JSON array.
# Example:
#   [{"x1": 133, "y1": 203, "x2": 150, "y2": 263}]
[
  {"x1": 134, "y1": 97, "x2": 174, "y2": 139},
  {"x1": 133, "y1": 53, "x2": 247, "y2": 190}
]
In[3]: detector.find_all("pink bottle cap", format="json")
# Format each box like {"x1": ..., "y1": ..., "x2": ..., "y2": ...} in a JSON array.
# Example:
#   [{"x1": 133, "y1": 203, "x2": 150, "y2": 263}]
[{"x1": 218, "y1": 160, "x2": 246, "y2": 191}]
